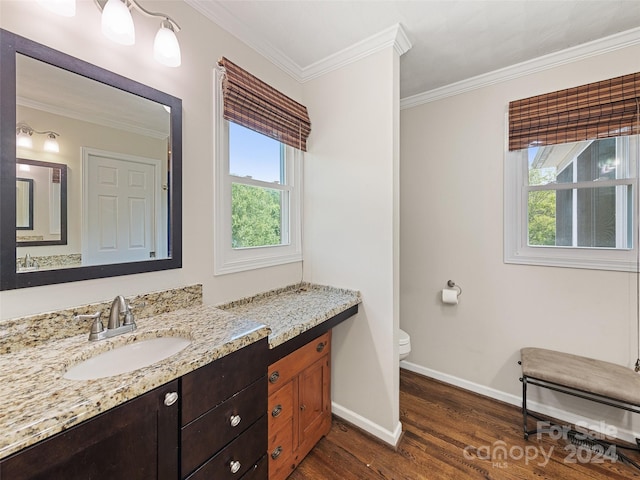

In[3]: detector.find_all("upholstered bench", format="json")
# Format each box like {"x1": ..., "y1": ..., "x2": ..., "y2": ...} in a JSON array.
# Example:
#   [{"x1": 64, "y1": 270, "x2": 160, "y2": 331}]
[{"x1": 519, "y1": 347, "x2": 640, "y2": 468}]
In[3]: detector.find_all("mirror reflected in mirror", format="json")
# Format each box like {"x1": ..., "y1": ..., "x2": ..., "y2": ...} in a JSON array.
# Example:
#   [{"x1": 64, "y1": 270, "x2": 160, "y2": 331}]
[
  {"x1": 16, "y1": 159, "x2": 67, "y2": 252},
  {"x1": 0, "y1": 29, "x2": 182, "y2": 290},
  {"x1": 15, "y1": 177, "x2": 33, "y2": 230}
]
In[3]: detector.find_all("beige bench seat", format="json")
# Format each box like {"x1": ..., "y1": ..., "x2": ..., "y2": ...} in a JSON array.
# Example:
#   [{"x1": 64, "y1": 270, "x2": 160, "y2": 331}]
[
  {"x1": 519, "y1": 347, "x2": 640, "y2": 471},
  {"x1": 520, "y1": 347, "x2": 640, "y2": 407}
]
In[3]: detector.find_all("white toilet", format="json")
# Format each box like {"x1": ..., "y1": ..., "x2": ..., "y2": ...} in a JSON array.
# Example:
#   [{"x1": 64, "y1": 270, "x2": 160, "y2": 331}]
[{"x1": 399, "y1": 329, "x2": 411, "y2": 361}]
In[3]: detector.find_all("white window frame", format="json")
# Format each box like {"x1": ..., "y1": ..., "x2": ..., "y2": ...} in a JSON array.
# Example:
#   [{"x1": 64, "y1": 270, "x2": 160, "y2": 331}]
[
  {"x1": 213, "y1": 69, "x2": 303, "y2": 275},
  {"x1": 504, "y1": 119, "x2": 639, "y2": 272}
]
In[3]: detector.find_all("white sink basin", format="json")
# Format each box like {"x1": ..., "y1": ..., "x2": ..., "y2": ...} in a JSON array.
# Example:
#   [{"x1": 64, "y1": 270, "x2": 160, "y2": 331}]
[{"x1": 64, "y1": 337, "x2": 191, "y2": 380}]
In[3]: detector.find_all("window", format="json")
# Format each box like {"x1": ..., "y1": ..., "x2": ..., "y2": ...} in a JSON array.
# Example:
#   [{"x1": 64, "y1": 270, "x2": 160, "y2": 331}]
[
  {"x1": 505, "y1": 135, "x2": 639, "y2": 271},
  {"x1": 505, "y1": 71, "x2": 640, "y2": 271},
  {"x1": 214, "y1": 78, "x2": 302, "y2": 275}
]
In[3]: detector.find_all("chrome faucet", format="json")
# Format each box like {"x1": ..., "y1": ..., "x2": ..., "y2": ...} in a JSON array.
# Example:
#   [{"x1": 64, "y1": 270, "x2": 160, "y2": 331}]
[
  {"x1": 74, "y1": 295, "x2": 136, "y2": 341},
  {"x1": 108, "y1": 295, "x2": 131, "y2": 329}
]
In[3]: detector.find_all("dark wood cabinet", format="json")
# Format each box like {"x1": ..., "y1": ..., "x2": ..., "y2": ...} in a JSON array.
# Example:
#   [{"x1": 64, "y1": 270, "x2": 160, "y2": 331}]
[
  {"x1": 0, "y1": 380, "x2": 179, "y2": 480},
  {"x1": 1, "y1": 331, "x2": 333, "y2": 480},
  {"x1": 0, "y1": 338, "x2": 270, "y2": 480},
  {"x1": 181, "y1": 338, "x2": 268, "y2": 480},
  {"x1": 267, "y1": 331, "x2": 331, "y2": 480}
]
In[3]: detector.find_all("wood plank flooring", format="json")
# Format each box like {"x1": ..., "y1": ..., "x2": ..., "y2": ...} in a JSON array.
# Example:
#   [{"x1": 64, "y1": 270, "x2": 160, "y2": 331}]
[{"x1": 289, "y1": 369, "x2": 640, "y2": 479}]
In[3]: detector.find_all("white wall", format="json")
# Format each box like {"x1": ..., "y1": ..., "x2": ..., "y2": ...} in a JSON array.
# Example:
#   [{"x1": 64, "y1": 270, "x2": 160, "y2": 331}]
[
  {"x1": 400, "y1": 43, "x2": 640, "y2": 438},
  {"x1": 0, "y1": 0, "x2": 303, "y2": 319},
  {"x1": 303, "y1": 47, "x2": 402, "y2": 444}
]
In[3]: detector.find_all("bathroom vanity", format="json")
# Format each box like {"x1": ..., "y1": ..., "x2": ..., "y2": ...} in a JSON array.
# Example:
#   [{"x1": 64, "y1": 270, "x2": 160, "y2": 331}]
[{"x1": 0, "y1": 283, "x2": 360, "y2": 480}]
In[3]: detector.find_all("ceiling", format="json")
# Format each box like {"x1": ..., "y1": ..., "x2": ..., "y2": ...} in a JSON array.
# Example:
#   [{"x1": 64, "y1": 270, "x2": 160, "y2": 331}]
[{"x1": 188, "y1": 0, "x2": 640, "y2": 100}]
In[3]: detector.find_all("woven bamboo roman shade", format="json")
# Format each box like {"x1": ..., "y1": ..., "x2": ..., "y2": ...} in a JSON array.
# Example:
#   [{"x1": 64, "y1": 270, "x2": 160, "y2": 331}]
[
  {"x1": 218, "y1": 57, "x2": 311, "y2": 151},
  {"x1": 508, "y1": 72, "x2": 640, "y2": 151}
]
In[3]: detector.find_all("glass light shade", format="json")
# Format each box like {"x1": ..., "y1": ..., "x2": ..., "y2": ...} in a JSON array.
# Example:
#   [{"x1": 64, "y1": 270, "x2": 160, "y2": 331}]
[
  {"x1": 102, "y1": 0, "x2": 135, "y2": 46},
  {"x1": 36, "y1": 0, "x2": 76, "y2": 17},
  {"x1": 16, "y1": 132, "x2": 33, "y2": 149},
  {"x1": 154, "y1": 24, "x2": 181, "y2": 67},
  {"x1": 44, "y1": 135, "x2": 60, "y2": 153}
]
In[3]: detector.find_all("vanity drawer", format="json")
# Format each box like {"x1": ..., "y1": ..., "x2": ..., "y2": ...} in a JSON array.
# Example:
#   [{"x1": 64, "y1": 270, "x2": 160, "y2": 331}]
[
  {"x1": 268, "y1": 379, "x2": 294, "y2": 431},
  {"x1": 240, "y1": 454, "x2": 268, "y2": 480},
  {"x1": 181, "y1": 378, "x2": 266, "y2": 477},
  {"x1": 185, "y1": 415, "x2": 267, "y2": 480},
  {"x1": 268, "y1": 332, "x2": 330, "y2": 393},
  {"x1": 267, "y1": 420, "x2": 294, "y2": 477},
  {"x1": 182, "y1": 338, "x2": 267, "y2": 425}
]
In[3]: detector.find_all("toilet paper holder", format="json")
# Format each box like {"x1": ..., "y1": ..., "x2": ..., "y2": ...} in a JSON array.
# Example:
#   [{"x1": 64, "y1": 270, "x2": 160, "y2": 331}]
[{"x1": 446, "y1": 280, "x2": 462, "y2": 297}]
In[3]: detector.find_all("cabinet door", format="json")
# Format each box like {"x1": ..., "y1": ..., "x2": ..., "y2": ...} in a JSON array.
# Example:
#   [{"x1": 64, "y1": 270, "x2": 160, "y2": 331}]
[
  {"x1": 0, "y1": 380, "x2": 179, "y2": 480},
  {"x1": 297, "y1": 355, "x2": 331, "y2": 456}
]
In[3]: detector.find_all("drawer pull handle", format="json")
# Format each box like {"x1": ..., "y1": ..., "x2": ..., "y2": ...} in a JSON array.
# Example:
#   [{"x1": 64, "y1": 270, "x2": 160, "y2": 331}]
[
  {"x1": 164, "y1": 392, "x2": 178, "y2": 407},
  {"x1": 316, "y1": 342, "x2": 326, "y2": 352},
  {"x1": 269, "y1": 371, "x2": 280, "y2": 383},
  {"x1": 230, "y1": 414, "x2": 241, "y2": 427},
  {"x1": 271, "y1": 446, "x2": 283, "y2": 460},
  {"x1": 272, "y1": 404, "x2": 282, "y2": 417},
  {"x1": 230, "y1": 460, "x2": 241, "y2": 474}
]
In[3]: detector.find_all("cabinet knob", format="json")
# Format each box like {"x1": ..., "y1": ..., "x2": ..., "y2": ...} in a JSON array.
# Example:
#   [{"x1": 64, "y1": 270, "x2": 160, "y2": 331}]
[
  {"x1": 300, "y1": 404, "x2": 306, "y2": 411},
  {"x1": 269, "y1": 371, "x2": 280, "y2": 383},
  {"x1": 316, "y1": 342, "x2": 326, "y2": 352},
  {"x1": 271, "y1": 404, "x2": 282, "y2": 417},
  {"x1": 230, "y1": 414, "x2": 241, "y2": 427},
  {"x1": 230, "y1": 460, "x2": 241, "y2": 474},
  {"x1": 271, "y1": 446, "x2": 283, "y2": 460},
  {"x1": 164, "y1": 392, "x2": 178, "y2": 407}
]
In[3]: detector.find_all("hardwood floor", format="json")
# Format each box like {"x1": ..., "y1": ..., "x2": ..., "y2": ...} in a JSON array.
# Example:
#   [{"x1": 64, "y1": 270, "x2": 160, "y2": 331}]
[{"x1": 289, "y1": 369, "x2": 640, "y2": 479}]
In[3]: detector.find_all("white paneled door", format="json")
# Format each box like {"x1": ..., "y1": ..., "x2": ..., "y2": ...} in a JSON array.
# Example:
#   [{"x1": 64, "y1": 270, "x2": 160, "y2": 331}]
[{"x1": 83, "y1": 148, "x2": 160, "y2": 266}]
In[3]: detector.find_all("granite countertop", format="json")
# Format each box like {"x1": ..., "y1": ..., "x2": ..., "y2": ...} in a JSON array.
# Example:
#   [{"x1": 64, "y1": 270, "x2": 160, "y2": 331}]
[
  {"x1": 0, "y1": 305, "x2": 269, "y2": 460},
  {"x1": 0, "y1": 282, "x2": 361, "y2": 461},
  {"x1": 217, "y1": 283, "x2": 361, "y2": 348}
]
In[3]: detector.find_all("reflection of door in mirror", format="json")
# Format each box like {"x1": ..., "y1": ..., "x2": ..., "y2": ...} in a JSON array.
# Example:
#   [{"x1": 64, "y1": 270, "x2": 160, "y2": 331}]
[
  {"x1": 16, "y1": 178, "x2": 33, "y2": 230},
  {"x1": 82, "y1": 148, "x2": 166, "y2": 266}
]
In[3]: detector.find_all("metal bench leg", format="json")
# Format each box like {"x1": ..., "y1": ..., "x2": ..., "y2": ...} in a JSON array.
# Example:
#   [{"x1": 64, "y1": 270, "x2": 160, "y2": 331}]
[{"x1": 521, "y1": 375, "x2": 529, "y2": 439}]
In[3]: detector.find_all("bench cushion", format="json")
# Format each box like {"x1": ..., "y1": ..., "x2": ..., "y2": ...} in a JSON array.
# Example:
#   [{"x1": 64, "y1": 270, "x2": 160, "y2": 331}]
[{"x1": 520, "y1": 347, "x2": 640, "y2": 407}]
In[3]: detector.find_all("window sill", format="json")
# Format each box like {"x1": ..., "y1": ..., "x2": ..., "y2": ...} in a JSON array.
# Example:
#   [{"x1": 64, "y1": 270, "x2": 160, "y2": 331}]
[{"x1": 214, "y1": 249, "x2": 302, "y2": 275}]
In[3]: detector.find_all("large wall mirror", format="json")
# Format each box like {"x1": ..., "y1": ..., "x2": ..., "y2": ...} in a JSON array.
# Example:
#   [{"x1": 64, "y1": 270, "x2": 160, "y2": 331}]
[{"x1": 0, "y1": 29, "x2": 182, "y2": 290}]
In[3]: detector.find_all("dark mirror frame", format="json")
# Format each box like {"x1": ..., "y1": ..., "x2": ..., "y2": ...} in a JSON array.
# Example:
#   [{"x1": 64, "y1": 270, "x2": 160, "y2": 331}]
[
  {"x1": 16, "y1": 158, "x2": 67, "y2": 247},
  {"x1": 0, "y1": 29, "x2": 182, "y2": 290}
]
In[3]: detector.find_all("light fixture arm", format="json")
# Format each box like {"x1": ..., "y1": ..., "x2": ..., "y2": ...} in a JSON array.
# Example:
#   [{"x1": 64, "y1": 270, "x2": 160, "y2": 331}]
[
  {"x1": 93, "y1": 0, "x2": 180, "y2": 31},
  {"x1": 16, "y1": 122, "x2": 59, "y2": 138}
]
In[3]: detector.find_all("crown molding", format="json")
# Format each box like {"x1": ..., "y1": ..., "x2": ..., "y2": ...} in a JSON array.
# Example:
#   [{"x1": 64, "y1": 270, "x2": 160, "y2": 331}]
[
  {"x1": 185, "y1": 0, "x2": 411, "y2": 83},
  {"x1": 17, "y1": 97, "x2": 168, "y2": 140},
  {"x1": 185, "y1": 0, "x2": 304, "y2": 80},
  {"x1": 400, "y1": 26, "x2": 640, "y2": 110},
  {"x1": 299, "y1": 24, "x2": 412, "y2": 82}
]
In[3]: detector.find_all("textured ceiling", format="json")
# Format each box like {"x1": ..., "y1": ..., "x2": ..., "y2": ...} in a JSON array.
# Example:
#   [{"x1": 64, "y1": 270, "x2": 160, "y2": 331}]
[{"x1": 188, "y1": 0, "x2": 640, "y2": 99}]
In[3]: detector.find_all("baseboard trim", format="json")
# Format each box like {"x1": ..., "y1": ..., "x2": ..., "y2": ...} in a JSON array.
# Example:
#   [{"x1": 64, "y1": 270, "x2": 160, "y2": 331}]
[
  {"x1": 400, "y1": 360, "x2": 640, "y2": 444},
  {"x1": 331, "y1": 401, "x2": 403, "y2": 447}
]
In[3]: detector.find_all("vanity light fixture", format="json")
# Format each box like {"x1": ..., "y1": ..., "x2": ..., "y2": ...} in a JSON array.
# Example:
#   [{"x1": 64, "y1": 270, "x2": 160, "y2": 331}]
[
  {"x1": 16, "y1": 123, "x2": 60, "y2": 153},
  {"x1": 97, "y1": 0, "x2": 182, "y2": 67},
  {"x1": 16, "y1": 124, "x2": 33, "y2": 149},
  {"x1": 43, "y1": 133, "x2": 61, "y2": 153},
  {"x1": 101, "y1": 0, "x2": 136, "y2": 45},
  {"x1": 36, "y1": 0, "x2": 181, "y2": 67}
]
